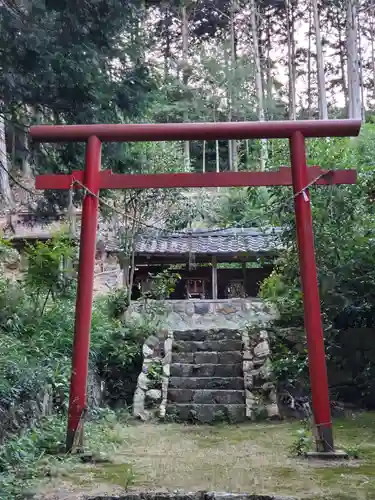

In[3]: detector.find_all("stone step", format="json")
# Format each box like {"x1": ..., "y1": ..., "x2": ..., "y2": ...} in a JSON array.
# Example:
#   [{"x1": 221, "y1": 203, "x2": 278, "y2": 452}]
[
  {"x1": 168, "y1": 389, "x2": 245, "y2": 404},
  {"x1": 172, "y1": 351, "x2": 243, "y2": 364},
  {"x1": 173, "y1": 339, "x2": 243, "y2": 353},
  {"x1": 173, "y1": 329, "x2": 243, "y2": 342},
  {"x1": 170, "y1": 363, "x2": 243, "y2": 378},
  {"x1": 166, "y1": 403, "x2": 246, "y2": 423},
  {"x1": 168, "y1": 377, "x2": 244, "y2": 390}
]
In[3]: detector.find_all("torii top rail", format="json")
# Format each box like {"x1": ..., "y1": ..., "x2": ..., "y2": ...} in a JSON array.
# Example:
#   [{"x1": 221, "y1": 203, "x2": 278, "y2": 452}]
[
  {"x1": 31, "y1": 119, "x2": 360, "y2": 142},
  {"x1": 31, "y1": 119, "x2": 361, "y2": 455}
]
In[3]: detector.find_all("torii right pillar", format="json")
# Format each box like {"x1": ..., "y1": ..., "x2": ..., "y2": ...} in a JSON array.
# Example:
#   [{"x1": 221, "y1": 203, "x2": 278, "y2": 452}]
[{"x1": 290, "y1": 131, "x2": 336, "y2": 454}]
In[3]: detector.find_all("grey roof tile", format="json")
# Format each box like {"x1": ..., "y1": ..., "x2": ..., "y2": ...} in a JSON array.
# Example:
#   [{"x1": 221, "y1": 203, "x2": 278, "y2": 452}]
[{"x1": 130, "y1": 228, "x2": 282, "y2": 256}]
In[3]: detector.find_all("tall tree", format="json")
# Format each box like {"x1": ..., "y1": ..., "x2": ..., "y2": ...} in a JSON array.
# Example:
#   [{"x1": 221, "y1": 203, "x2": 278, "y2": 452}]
[
  {"x1": 228, "y1": 0, "x2": 238, "y2": 171},
  {"x1": 249, "y1": 0, "x2": 267, "y2": 170},
  {"x1": 346, "y1": 0, "x2": 362, "y2": 119},
  {"x1": 181, "y1": 1, "x2": 191, "y2": 171},
  {"x1": 307, "y1": 1, "x2": 313, "y2": 117},
  {"x1": 285, "y1": 0, "x2": 297, "y2": 120},
  {"x1": 0, "y1": 115, "x2": 13, "y2": 207},
  {"x1": 312, "y1": 0, "x2": 328, "y2": 119}
]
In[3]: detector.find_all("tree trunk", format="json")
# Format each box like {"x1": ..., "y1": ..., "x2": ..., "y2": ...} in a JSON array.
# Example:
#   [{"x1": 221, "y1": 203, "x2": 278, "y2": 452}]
[
  {"x1": 182, "y1": 3, "x2": 190, "y2": 171},
  {"x1": 127, "y1": 245, "x2": 136, "y2": 305},
  {"x1": 249, "y1": 0, "x2": 267, "y2": 170},
  {"x1": 228, "y1": 0, "x2": 238, "y2": 171},
  {"x1": 265, "y1": 11, "x2": 272, "y2": 116},
  {"x1": 202, "y1": 140, "x2": 206, "y2": 173},
  {"x1": 0, "y1": 114, "x2": 13, "y2": 208},
  {"x1": 312, "y1": 0, "x2": 328, "y2": 119},
  {"x1": 135, "y1": 0, "x2": 146, "y2": 66},
  {"x1": 21, "y1": 126, "x2": 31, "y2": 177},
  {"x1": 337, "y1": 21, "x2": 349, "y2": 112},
  {"x1": 307, "y1": 2, "x2": 313, "y2": 118},
  {"x1": 346, "y1": 0, "x2": 361, "y2": 120},
  {"x1": 286, "y1": 0, "x2": 297, "y2": 120},
  {"x1": 357, "y1": 15, "x2": 365, "y2": 120},
  {"x1": 213, "y1": 108, "x2": 220, "y2": 176},
  {"x1": 163, "y1": 0, "x2": 171, "y2": 81},
  {"x1": 371, "y1": 14, "x2": 375, "y2": 101}
]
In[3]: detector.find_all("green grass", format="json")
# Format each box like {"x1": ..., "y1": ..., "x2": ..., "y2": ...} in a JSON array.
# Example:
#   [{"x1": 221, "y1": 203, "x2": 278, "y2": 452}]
[
  {"x1": 27, "y1": 412, "x2": 375, "y2": 499},
  {"x1": 87, "y1": 463, "x2": 136, "y2": 488}
]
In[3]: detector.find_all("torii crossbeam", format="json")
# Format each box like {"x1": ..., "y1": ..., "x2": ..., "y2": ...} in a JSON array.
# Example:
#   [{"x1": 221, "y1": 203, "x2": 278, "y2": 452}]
[{"x1": 31, "y1": 119, "x2": 360, "y2": 454}]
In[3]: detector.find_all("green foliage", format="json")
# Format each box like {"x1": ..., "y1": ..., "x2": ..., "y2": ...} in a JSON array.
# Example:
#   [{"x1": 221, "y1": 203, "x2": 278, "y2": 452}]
[
  {"x1": 0, "y1": 240, "x2": 156, "y2": 439},
  {"x1": 146, "y1": 360, "x2": 163, "y2": 387},
  {"x1": 0, "y1": 411, "x2": 127, "y2": 499},
  {"x1": 144, "y1": 269, "x2": 181, "y2": 300},
  {"x1": 0, "y1": 416, "x2": 67, "y2": 498},
  {"x1": 0, "y1": 417, "x2": 65, "y2": 473},
  {"x1": 24, "y1": 233, "x2": 76, "y2": 307},
  {"x1": 0, "y1": 0, "x2": 163, "y2": 214},
  {"x1": 262, "y1": 127, "x2": 375, "y2": 406},
  {"x1": 263, "y1": 130, "x2": 375, "y2": 324},
  {"x1": 211, "y1": 125, "x2": 375, "y2": 407},
  {"x1": 0, "y1": 288, "x2": 74, "y2": 422},
  {"x1": 0, "y1": 267, "x2": 153, "y2": 496},
  {"x1": 0, "y1": 236, "x2": 11, "y2": 253},
  {"x1": 106, "y1": 288, "x2": 130, "y2": 319},
  {"x1": 289, "y1": 426, "x2": 313, "y2": 457},
  {"x1": 271, "y1": 342, "x2": 309, "y2": 385},
  {"x1": 92, "y1": 304, "x2": 153, "y2": 406},
  {"x1": 343, "y1": 444, "x2": 361, "y2": 459},
  {"x1": 260, "y1": 268, "x2": 304, "y2": 328}
]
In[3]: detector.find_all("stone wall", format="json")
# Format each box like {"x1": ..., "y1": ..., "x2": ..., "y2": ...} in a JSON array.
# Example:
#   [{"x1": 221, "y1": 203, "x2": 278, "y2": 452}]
[
  {"x1": 133, "y1": 329, "x2": 173, "y2": 420},
  {"x1": 128, "y1": 299, "x2": 277, "y2": 331},
  {"x1": 242, "y1": 328, "x2": 280, "y2": 420}
]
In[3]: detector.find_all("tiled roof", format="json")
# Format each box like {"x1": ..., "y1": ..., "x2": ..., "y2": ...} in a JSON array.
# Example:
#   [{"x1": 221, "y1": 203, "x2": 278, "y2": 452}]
[
  {"x1": 3, "y1": 212, "x2": 282, "y2": 257},
  {"x1": 128, "y1": 228, "x2": 282, "y2": 256}
]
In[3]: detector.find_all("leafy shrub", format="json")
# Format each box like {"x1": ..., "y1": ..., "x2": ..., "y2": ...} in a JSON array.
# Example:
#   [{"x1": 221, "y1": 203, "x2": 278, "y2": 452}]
[
  {"x1": 271, "y1": 345, "x2": 308, "y2": 386},
  {"x1": 24, "y1": 233, "x2": 77, "y2": 311},
  {"x1": 290, "y1": 427, "x2": 313, "y2": 456},
  {"x1": 0, "y1": 417, "x2": 66, "y2": 473},
  {"x1": 145, "y1": 360, "x2": 163, "y2": 389},
  {"x1": 106, "y1": 287, "x2": 129, "y2": 318},
  {"x1": 94, "y1": 315, "x2": 153, "y2": 407},
  {"x1": 143, "y1": 269, "x2": 181, "y2": 299},
  {"x1": 146, "y1": 360, "x2": 163, "y2": 381}
]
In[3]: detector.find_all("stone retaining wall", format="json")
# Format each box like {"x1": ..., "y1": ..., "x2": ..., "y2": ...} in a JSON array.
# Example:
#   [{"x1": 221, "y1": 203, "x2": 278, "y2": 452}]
[
  {"x1": 133, "y1": 329, "x2": 173, "y2": 420},
  {"x1": 128, "y1": 299, "x2": 277, "y2": 331},
  {"x1": 242, "y1": 328, "x2": 280, "y2": 420}
]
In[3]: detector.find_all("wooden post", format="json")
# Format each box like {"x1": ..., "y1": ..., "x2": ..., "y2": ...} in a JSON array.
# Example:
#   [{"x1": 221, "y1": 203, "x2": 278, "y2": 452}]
[
  {"x1": 290, "y1": 131, "x2": 333, "y2": 452},
  {"x1": 66, "y1": 136, "x2": 101, "y2": 452},
  {"x1": 212, "y1": 256, "x2": 218, "y2": 300},
  {"x1": 242, "y1": 261, "x2": 247, "y2": 297}
]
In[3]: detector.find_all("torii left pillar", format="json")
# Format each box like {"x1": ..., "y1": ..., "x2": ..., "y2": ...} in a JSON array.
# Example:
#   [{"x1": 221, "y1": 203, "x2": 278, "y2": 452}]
[
  {"x1": 67, "y1": 136, "x2": 101, "y2": 450},
  {"x1": 31, "y1": 119, "x2": 360, "y2": 453}
]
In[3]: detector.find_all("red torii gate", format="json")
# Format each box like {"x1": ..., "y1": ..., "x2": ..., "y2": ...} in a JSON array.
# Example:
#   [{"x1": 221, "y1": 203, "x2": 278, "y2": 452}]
[{"x1": 31, "y1": 119, "x2": 360, "y2": 454}]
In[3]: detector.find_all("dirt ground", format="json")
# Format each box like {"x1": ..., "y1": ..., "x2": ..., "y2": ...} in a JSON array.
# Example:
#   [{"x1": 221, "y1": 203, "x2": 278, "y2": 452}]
[{"x1": 34, "y1": 413, "x2": 375, "y2": 500}]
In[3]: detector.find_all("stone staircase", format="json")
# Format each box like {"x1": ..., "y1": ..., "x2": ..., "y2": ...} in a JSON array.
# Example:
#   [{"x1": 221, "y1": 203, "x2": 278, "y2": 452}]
[{"x1": 167, "y1": 329, "x2": 246, "y2": 423}]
